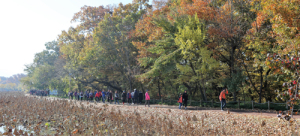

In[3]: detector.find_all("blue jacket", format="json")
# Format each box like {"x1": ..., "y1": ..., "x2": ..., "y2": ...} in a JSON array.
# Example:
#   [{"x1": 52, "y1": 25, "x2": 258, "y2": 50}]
[{"x1": 102, "y1": 92, "x2": 106, "y2": 98}]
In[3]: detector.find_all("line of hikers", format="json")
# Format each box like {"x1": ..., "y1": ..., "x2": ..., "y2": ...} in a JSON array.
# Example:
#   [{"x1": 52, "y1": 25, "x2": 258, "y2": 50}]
[
  {"x1": 68, "y1": 89, "x2": 151, "y2": 107},
  {"x1": 67, "y1": 87, "x2": 228, "y2": 110},
  {"x1": 29, "y1": 89, "x2": 48, "y2": 96}
]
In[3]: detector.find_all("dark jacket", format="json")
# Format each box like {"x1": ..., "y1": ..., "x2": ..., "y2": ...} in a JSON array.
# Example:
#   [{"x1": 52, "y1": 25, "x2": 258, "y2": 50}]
[
  {"x1": 109, "y1": 92, "x2": 112, "y2": 99},
  {"x1": 122, "y1": 93, "x2": 127, "y2": 100},
  {"x1": 134, "y1": 91, "x2": 139, "y2": 99},
  {"x1": 182, "y1": 93, "x2": 188, "y2": 102}
]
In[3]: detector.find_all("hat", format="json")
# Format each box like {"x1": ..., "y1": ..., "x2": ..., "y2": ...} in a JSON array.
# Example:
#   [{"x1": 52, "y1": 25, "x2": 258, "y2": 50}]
[{"x1": 146, "y1": 90, "x2": 149, "y2": 92}]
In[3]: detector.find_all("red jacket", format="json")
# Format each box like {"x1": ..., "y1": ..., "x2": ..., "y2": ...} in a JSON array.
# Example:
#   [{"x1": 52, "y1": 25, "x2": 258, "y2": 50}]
[
  {"x1": 219, "y1": 90, "x2": 228, "y2": 101},
  {"x1": 178, "y1": 96, "x2": 183, "y2": 103},
  {"x1": 95, "y1": 92, "x2": 102, "y2": 98}
]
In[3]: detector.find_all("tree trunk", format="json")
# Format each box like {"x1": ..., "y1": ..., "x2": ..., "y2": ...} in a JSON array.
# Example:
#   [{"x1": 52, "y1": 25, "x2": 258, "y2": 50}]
[
  {"x1": 231, "y1": 43, "x2": 237, "y2": 101},
  {"x1": 157, "y1": 78, "x2": 161, "y2": 100},
  {"x1": 123, "y1": 33, "x2": 133, "y2": 92},
  {"x1": 140, "y1": 82, "x2": 145, "y2": 94},
  {"x1": 200, "y1": 80, "x2": 207, "y2": 101},
  {"x1": 229, "y1": 0, "x2": 237, "y2": 102},
  {"x1": 259, "y1": 67, "x2": 263, "y2": 103},
  {"x1": 162, "y1": 80, "x2": 167, "y2": 98},
  {"x1": 264, "y1": 69, "x2": 272, "y2": 102},
  {"x1": 175, "y1": 84, "x2": 179, "y2": 99},
  {"x1": 183, "y1": 82, "x2": 192, "y2": 99}
]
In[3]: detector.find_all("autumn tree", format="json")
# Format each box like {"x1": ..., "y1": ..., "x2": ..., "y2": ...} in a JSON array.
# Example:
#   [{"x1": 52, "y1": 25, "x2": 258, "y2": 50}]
[
  {"x1": 133, "y1": 1, "x2": 222, "y2": 100},
  {"x1": 22, "y1": 41, "x2": 68, "y2": 92},
  {"x1": 71, "y1": 5, "x2": 112, "y2": 33},
  {"x1": 70, "y1": 1, "x2": 152, "y2": 92}
]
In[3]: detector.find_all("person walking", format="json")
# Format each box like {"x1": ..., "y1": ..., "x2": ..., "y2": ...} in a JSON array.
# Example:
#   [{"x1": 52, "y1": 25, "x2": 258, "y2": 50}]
[
  {"x1": 219, "y1": 88, "x2": 228, "y2": 111},
  {"x1": 114, "y1": 91, "x2": 120, "y2": 104},
  {"x1": 77, "y1": 91, "x2": 80, "y2": 101},
  {"x1": 134, "y1": 89, "x2": 139, "y2": 105},
  {"x1": 127, "y1": 91, "x2": 132, "y2": 105},
  {"x1": 68, "y1": 91, "x2": 71, "y2": 99},
  {"x1": 178, "y1": 93, "x2": 183, "y2": 109},
  {"x1": 70, "y1": 91, "x2": 73, "y2": 100},
  {"x1": 182, "y1": 91, "x2": 188, "y2": 109},
  {"x1": 131, "y1": 91, "x2": 135, "y2": 105},
  {"x1": 74, "y1": 91, "x2": 78, "y2": 101},
  {"x1": 89, "y1": 91, "x2": 94, "y2": 101},
  {"x1": 108, "y1": 90, "x2": 112, "y2": 104},
  {"x1": 85, "y1": 90, "x2": 89, "y2": 101},
  {"x1": 145, "y1": 90, "x2": 150, "y2": 107},
  {"x1": 139, "y1": 91, "x2": 143, "y2": 104},
  {"x1": 94, "y1": 90, "x2": 97, "y2": 101},
  {"x1": 106, "y1": 90, "x2": 110, "y2": 103},
  {"x1": 98, "y1": 90, "x2": 102, "y2": 102},
  {"x1": 122, "y1": 91, "x2": 126, "y2": 105},
  {"x1": 102, "y1": 90, "x2": 106, "y2": 103},
  {"x1": 95, "y1": 90, "x2": 100, "y2": 102},
  {"x1": 80, "y1": 91, "x2": 83, "y2": 101}
]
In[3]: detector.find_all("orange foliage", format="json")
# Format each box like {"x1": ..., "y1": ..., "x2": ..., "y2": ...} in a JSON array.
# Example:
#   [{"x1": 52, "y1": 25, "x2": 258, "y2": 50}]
[
  {"x1": 249, "y1": 11, "x2": 268, "y2": 33},
  {"x1": 179, "y1": 0, "x2": 217, "y2": 21},
  {"x1": 179, "y1": 0, "x2": 242, "y2": 44},
  {"x1": 133, "y1": 7, "x2": 166, "y2": 61},
  {"x1": 134, "y1": 0, "x2": 250, "y2": 63},
  {"x1": 261, "y1": 0, "x2": 300, "y2": 55},
  {"x1": 265, "y1": 0, "x2": 300, "y2": 29}
]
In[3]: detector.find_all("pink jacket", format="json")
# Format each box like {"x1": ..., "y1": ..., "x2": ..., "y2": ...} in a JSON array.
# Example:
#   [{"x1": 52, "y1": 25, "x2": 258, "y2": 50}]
[{"x1": 145, "y1": 92, "x2": 150, "y2": 100}]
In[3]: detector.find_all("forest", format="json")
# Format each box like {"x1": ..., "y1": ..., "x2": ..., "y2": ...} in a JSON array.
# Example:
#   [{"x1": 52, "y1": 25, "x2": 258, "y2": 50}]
[{"x1": 21, "y1": 0, "x2": 300, "y2": 103}]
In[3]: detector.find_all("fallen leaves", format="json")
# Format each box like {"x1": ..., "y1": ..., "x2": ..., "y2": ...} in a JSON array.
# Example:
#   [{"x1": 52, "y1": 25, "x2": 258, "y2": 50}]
[
  {"x1": 261, "y1": 120, "x2": 266, "y2": 127},
  {"x1": 0, "y1": 92, "x2": 299, "y2": 135},
  {"x1": 192, "y1": 115, "x2": 198, "y2": 121}
]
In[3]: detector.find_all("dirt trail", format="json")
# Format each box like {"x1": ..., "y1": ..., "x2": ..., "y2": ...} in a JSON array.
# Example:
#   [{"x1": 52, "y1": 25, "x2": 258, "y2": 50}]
[{"x1": 28, "y1": 94, "x2": 300, "y2": 119}]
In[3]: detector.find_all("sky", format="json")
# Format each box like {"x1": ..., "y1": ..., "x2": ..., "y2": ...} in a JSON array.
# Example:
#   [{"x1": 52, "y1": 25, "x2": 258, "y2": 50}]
[{"x1": 0, "y1": 0, "x2": 136, "y2": 77}]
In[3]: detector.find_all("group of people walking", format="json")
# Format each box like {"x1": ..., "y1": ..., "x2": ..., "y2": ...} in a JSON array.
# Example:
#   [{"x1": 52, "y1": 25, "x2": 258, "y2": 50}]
[
  {"x1": 68, "y1": 89, "x2": 151, "y2": 107},
  {"x1": 68, "y1": 90, "x2": 121, "y2": 104},
  {"x1": 177, "y1": 90, "x2": 189, "y2": 109},
  {"x1": 177, "y1": 88, "x2": 228, "y2": 111},
  {"x1": 68, "y1": 87, "x2": 229, "y2": 111},
  {"x1": 29, "y1": 90, "x2": 48, "y2": 96}
]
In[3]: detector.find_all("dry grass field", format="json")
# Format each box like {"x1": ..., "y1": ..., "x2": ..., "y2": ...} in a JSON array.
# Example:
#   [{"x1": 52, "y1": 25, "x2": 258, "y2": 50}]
[{"x1": 0, "y1": 92, "x2": 299, "y2": 135}]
